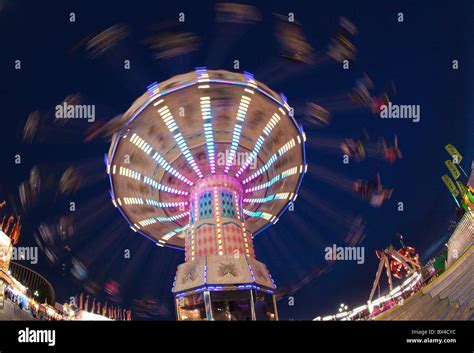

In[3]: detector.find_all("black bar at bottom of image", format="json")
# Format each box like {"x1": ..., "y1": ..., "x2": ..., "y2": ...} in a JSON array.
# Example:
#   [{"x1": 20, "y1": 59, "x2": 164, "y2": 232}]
[{"x1": 0, "y1": 321, "x2": 471, "y2": 353}]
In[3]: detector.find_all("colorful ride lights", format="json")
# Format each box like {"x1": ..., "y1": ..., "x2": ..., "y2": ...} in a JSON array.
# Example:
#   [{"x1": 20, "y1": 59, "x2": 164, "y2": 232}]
[
  {"x1": 107, "y1": 69, "x2": 305, "y2": 250},
  {"x1": 225, "y1": 95, "x2": 252, "y2": 174}
]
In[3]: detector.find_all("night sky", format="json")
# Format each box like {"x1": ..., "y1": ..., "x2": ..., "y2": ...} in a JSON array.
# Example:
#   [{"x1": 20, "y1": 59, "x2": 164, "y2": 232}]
[{"x1": 1, "y1": 0, "x2": 473, "y2": 320}]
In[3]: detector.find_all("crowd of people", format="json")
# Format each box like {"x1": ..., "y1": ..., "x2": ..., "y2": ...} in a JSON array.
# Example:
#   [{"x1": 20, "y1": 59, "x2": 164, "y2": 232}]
[{"x1": 3, "y1": 285, "x2": 63, "y2": 320}]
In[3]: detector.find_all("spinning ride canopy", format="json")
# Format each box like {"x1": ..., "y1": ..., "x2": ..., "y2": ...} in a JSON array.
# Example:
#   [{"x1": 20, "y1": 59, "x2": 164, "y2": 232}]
[{"x1": 107, "y1": 69, "x2": 307, "y2": 249}]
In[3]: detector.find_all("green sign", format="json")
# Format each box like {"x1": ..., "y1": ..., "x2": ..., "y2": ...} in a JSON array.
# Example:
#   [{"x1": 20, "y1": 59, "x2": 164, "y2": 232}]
[
  {"x1": 445, "y1": 144, "x2": 463, "y2": 164},
  {"x1": 442, "y1": 175, "x2": 459, "y2": 197}
]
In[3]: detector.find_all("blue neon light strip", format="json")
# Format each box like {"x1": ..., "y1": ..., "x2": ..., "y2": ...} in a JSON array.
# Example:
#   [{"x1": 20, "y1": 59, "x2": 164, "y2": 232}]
[
  {"x1": 145, "y1": 199, "x2": 188, "y2": 208},
  {"x1": 224, "y1": 95, "x2": 251, "y2": 174},
  {"x1": 120, "y1": 197, "x2": 187, "y2": 208},
  {"x1": 242, "y1": 138, "x2": 296, "y2": 185},
  {"x1": 117, "y1": 166, "x2": 190, "y2": 196},
  {"x1": 245, "y1": 166, "x2": 300, "y2": 193},
  {"x1": 143, "y1": 175, "x2": 188, "y2": 195},
  {"x1": 129, "y1": 132, "x2": 193, "y2": 186},
  {"x1": 243, "y1": 192, "x2": 290, "y2": 204},
  {"x1": 174, "y1": 284, "x2": 274, "y2": 297},
  {"x1": 157, "y1": 105, "x2": 203, "y2": 179},
  {"x1": 162, "y1": 225, "x2": 190, "y2": 241},
  {"x1": 138, "y1": 212, "x2": 189, "y2": 227},
  {"x1": 197, "y1": 71, "x2": 216, "y2": 175},
  {"x1": 242, "y1": 209, "x2": 273, "y2": 221},
  {"x1": 235, "y1": 112, "x2": 282, "y2": 179}
]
